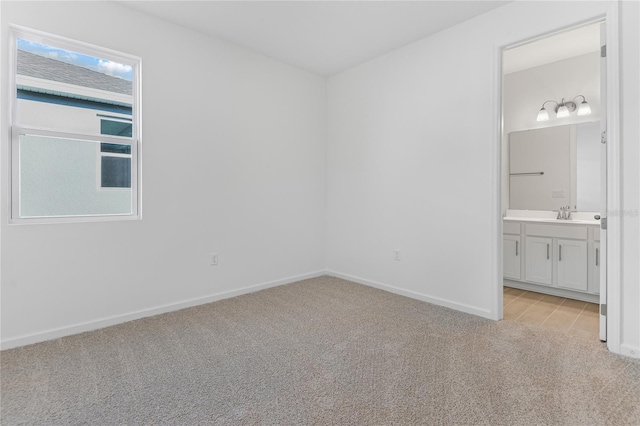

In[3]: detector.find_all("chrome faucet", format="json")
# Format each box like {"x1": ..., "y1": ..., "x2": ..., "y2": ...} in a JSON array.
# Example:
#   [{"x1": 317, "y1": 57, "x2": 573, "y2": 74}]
[{"x1": 555, "y1": 206, "x2": 573, "y2": 220}]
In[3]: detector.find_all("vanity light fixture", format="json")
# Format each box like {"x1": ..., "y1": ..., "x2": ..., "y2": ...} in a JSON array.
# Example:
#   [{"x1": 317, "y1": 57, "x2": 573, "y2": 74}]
[{"x1": 536, "y1": 95, "x2": 591, "y2": 122}]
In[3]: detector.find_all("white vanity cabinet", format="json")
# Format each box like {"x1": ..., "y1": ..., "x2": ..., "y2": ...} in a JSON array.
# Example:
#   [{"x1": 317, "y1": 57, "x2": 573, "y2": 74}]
[
  {"x1": 525, "y1": 236, "x2": 553, "y2": 285},
  {"x1": 503, "y1": 218, "x2": 600, "y2": 303},
  {"x1": 556, "y1": 239, "x2": 588, "y2": 291},
  {"x1": 503, "y1": 223, "x2": 521, "y2": 280},
  {"x1": 503, "y1": 235, "x2": 521, "y2": 280}
]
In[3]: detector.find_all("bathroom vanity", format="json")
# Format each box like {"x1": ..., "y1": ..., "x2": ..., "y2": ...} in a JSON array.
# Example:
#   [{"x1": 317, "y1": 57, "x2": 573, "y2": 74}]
[
  {"x1": 503, "y1": 210, "x2": 600, "y2": 303},
  {"x1": 504, "y1": 121, "x2": 602, "y2": 303}
]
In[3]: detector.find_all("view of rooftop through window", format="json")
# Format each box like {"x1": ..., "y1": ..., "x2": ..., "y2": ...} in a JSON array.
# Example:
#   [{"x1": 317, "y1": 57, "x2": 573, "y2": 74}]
[
  {"x1": 17, "y1": 39, "x2": 133, "y2": 81},
  {"x1": 16, "y1": 36, "x2": 134, "y2": 126}
]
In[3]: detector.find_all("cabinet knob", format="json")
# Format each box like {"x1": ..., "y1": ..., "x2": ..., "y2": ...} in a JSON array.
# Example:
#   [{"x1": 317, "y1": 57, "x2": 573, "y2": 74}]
[{"x1": 594, "y1": 214, "x2": 601, "y2": 220}]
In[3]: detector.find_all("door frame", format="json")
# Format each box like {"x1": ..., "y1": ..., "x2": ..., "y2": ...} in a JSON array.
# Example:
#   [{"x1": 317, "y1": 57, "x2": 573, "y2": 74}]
[{"x1": 490, "y1": 3, "x2": 621, "y2": 354}]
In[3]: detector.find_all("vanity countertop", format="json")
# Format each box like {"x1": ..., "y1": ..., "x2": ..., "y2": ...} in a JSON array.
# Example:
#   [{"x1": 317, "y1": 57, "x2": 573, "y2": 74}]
[
  {"x1": 503, "y1": 217, "x2": 600, "y2": 226},
  {"x1": 503, "y1": 210, "x2": 600, "y2": 226}
]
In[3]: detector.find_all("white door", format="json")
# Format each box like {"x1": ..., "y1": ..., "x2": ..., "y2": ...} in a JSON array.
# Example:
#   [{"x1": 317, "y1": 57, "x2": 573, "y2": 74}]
[
  {"x1": 503, "y1": 235, "x2": 521, "y2": 280},
  {"x1": 525, "y1": 236, "x2": 553, "y2": 285},
  {"x1": 599, "y1": 22, "x2": 607, "y2": 342},
  {"x1": 556, "y1": 239, "x2": 588, "y2": 291}
]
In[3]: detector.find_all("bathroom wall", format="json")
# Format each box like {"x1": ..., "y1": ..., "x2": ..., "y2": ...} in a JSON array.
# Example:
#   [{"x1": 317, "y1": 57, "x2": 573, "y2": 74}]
[{"x1": 502, "y1": 51, "x2": 601, "y2": 214}]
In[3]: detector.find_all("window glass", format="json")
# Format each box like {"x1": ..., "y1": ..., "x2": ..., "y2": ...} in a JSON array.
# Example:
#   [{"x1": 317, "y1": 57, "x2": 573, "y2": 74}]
[
  {"x1": 101, "y1": 157, "x2": 131, "y2": 189},
  {"x1": 100, "y1": 119, "x2": 132, "y2": 189},
  {"x1": 11, "y1": 28, "x2": 140, "y2": 222},
  {"x1": 16, "y1": 39, "x2": 134, "y2": 133},
  {"x1": 101, "y1": 143, "x2": 132, "y2": 155},
  {"x1": 101, "y1": 119, "x2": 132, "y2": 137},
  {"x1": 19, "y1": 134, "x2": 132, "y2": 217}
]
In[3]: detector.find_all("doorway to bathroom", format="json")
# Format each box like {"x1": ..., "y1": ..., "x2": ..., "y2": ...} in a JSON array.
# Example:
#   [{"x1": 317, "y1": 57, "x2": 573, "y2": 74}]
[{"x1": 499, "y1": 20, "x2": 609, "y2": 344}]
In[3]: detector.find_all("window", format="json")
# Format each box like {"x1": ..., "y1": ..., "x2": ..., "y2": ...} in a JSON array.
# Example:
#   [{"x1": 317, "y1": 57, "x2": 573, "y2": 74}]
[
  {"x1": 100, "y1": 117, "x2": 132, "y2": 189},
  {"x1": 10, "y1": 26, "x2": 141, "y2": 223}
]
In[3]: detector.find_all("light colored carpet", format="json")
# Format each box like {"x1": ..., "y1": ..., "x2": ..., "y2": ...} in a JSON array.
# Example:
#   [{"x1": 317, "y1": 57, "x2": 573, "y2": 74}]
[{"x1": 2, "y1": 276, "x2": 639, "y2": 425}]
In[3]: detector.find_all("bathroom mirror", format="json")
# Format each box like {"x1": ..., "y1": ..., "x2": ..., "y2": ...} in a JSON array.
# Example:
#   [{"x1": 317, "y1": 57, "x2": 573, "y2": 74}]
[{"x1": 509, "y1": 121, "x2": 601, "y2": 212}]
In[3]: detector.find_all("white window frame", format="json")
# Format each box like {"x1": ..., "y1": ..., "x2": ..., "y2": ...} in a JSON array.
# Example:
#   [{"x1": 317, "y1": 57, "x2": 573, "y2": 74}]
[{"x1": 9, "y1": 25, "x2": 142, "y2": 224}]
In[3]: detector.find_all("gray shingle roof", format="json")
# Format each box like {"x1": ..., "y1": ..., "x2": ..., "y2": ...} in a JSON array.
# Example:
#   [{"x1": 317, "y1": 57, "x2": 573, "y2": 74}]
[{"x1": 17, "y1": 50, "x2": 132, "y2": 96}]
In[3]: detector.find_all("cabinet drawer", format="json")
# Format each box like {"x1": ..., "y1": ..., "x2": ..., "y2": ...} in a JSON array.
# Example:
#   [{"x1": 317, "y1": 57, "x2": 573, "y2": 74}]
[
  {"x1": 526, "y1": 224, "x2": 587, "y2": 240},
  {"x1": 503, "y1": 222, "x2": 521, "y2": 235}
]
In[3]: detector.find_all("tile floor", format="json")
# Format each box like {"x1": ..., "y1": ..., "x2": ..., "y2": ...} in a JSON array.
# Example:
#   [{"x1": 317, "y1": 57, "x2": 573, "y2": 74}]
[{"x1": 503, "y1": 286, "x2": 600, "y2": 341}]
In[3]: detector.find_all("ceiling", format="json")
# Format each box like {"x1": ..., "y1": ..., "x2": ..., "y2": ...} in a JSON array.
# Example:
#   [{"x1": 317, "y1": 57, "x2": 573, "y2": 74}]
[
  {"x1": 503, "y1": 23, "x2": 601, "y2": 74},
  {"x1": 120, "y1": 1, "x2": 510, "y2": 76}
]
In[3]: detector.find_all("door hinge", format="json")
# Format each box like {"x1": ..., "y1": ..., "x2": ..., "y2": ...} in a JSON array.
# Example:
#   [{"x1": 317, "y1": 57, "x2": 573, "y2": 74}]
[
  {"x1": 601, "y1": 131, "x2": 607, "y2": 144},
  {"x1": 601, "y1": 304, "x2": 607, "y2": 316},
  {"x1": 601, "y1": 45, "x2": 607, "y2": 58},
  {"x1": 601, "y1": 217, "x2": 607, "y2": 230}
]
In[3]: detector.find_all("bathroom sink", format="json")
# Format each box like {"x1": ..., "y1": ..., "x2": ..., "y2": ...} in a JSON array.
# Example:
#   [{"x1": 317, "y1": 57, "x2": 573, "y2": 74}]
[{"x1": 503, "y1": 210, "x2": 600, "y2": 225}]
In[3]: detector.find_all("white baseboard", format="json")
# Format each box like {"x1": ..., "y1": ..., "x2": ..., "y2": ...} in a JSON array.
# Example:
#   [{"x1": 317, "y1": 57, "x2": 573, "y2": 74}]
[
  {"x1": 620, "y1": 344, "x2": 640, "y2": 359},
  {"x1": 326, "y1": 270, "x2": 492, "y2": 319},
  {"x1": 504, "y1": 279, "x2": 600, "y2": 304},
  {"x1": 0, "y1": 270, "x2": 326, "y2": 351}
]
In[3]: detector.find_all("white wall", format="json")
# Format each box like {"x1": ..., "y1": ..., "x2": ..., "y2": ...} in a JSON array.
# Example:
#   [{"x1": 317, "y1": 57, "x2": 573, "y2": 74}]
[
  {"x1": 576, "y1": 121, "x2": 602, "y2": 212},
  {"x1": 504, "y1": 52, "x2": 601, "y2": 135},
  {"x1": 326, "y1": 1, "x2": 640, "y2": 356},
  {"x1": 1, "y1": 1, "x2": 327, "y2": 347}
]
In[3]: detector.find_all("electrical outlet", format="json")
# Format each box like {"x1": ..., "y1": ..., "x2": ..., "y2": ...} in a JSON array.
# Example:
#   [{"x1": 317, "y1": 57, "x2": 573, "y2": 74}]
[
  {"x1": 210, "y1": 253, "x2": 218, "y2": 266},
  {"x1": 394, "y1": 249, "x2": 401, "y2": 261}
]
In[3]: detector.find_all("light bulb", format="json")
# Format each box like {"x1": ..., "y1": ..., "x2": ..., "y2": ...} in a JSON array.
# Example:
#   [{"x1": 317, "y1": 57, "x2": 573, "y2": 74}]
[
  {"x1": 557, "y1": 105, "x2": 570, "y2": 118},
  {"x1": 536, "y1": 108, "x2": 549, "y2": 122},
  {"x1": 577, "y1": 101, "x2": 592, "y2": 116}
]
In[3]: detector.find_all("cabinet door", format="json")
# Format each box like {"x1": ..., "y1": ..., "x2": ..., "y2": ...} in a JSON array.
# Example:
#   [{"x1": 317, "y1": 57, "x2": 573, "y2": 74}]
[
  {"x1": 556, "y1": 239, "x2": 588, "y2": 291},
  {"x1": 503, "y1": 235, "x2": 521, "y2": 280},
  {"x1": 525, "y1": 237, "x2": 553, "y2": 285},
  {"x1": 592, "y1": 241, "x2": 600, "y2": 294}
]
